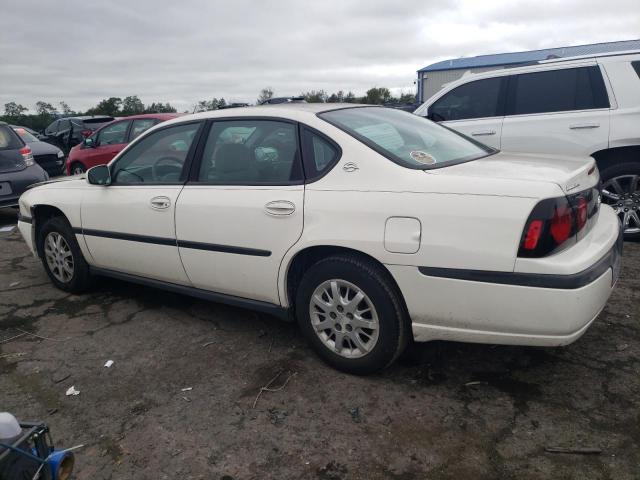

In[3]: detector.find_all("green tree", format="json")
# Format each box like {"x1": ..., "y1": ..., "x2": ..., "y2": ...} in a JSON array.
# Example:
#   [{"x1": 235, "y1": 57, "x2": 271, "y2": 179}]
[
  {"x1": 87, "y1": 97, "x2": 122, "y2": 116},
  {"x1": 59, "y1": 101, "x2": 74, "y2": 115},
  {"x1": 257, "y1": 87, "x2": 274, "y2": 104},
  {"x1": 35, "y1": 101, "x2": 56, "y2": 116},
  {"x1": 121, "y1": 95, "x2": 145, "y2": 115},
  {"x1": 4, "y1": 102, "x2": 28, "y2": 118},
  {"x1": 398, "y1": 92, "x2": 416, "y2": 104},
  {"x1": 363, "y1": 87, "x2": 392, "y2": 105},
  {"x1": 327, "y1": 91, "x2": 345, "y2": 103},
  {"x1": 301, "y1": 90, "x2": 328, "y2": 103},
  {"x1": 344, "y1": 91, "x2": 357, "y2": 103},
  {"x1": 145, "y1": 102, "x2": 176, "y2": 113}
]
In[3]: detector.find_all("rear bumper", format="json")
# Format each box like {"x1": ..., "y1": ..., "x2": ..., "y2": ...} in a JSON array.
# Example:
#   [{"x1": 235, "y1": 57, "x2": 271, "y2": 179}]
[
  {"x1": 0, "y1": 165, "x2": 48, "y2": 208},
  {"x1": 389, "y1": 206, "x2": 622, "y2": 346}
]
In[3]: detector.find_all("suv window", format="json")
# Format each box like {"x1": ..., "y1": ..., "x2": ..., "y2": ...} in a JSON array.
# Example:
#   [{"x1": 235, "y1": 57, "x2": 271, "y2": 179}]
[
  {"x1": 509, "y1": 66, "x2": 609, "y2": 115},
  {"x1": 45, "y1": 120, "x2": 59, "y2": 135},
  {"x1": 111, "y1": 122, "x2": 201, "y2": 184},
  {"x1": 0, "y1": 125, "x2": 23, "y2": 150},
  {"x1": 130, "y1": 119, "x2": 158, "y2": 141},
  {"x1": 301, "y1": 127, "x2": 340, "y2": 180},
  {"x1": 98, "y1": 121, "x2": 130, "y2": 146},
  {"x1": 197, "y1": 120, "x2": 302, "y2": 184},
  {"x1": 430, "y1": 77, "x2": 505, "y2": 121}
]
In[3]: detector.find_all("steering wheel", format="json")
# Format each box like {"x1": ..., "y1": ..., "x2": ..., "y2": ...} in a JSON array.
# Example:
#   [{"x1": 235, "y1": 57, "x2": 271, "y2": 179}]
[{"x1": 151, "y1": 156, "x2": 183, "y2": 181}]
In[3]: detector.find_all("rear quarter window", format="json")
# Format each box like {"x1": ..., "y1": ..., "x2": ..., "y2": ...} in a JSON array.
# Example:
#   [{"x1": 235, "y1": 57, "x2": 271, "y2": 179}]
[{"x1": 0, "y1": 125, "x2": 24, "y2": 150}]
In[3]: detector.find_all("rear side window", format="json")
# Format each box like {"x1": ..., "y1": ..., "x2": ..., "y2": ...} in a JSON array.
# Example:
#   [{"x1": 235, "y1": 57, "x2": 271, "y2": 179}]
[
  {"x1": 98, "y1": 121, "x2": 131, "y2": 146},
  {"x1": 301, "y1": 127, "x2": 341, "y2": 181},
  {"x1": 130, "y1": 119, "x2": 158, "y2": 141},
  {"x1": 0, "y1": 125, "x2": 24, "y2": 150},
  {"x1": 429, "y1": 77, "x2": 505, "y2": 121},
  {"x1": 632, "y1": 61, "x2": 640, "y2": 79},
  {"x1": 509, "y1": 66, "x2": 609, "y2": 115}
]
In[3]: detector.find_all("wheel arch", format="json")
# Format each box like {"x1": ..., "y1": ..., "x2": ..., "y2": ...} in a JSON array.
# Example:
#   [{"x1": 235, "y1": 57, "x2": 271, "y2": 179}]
[
  {"x1": 32, "y1": 205, "x2": 71, "y2": 257},
  {"x1": 591, "y1": 145, "x2": 640, "y2": 173},
  {"x1": 282, "y1": 245, "x2": 411, "y2": 330}
]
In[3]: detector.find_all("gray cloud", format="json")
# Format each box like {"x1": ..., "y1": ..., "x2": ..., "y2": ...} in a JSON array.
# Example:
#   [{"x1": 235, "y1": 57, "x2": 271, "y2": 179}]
[{"x1": 1, "y1": 0, "x2": 638, "y2": 112}]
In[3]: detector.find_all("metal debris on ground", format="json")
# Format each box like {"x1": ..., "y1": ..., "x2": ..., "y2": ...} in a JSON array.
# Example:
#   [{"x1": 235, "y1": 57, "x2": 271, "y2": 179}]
[
  {"x1": 181, "y1": 387, "x2": 193, "y2": 392},
  {"x1": 252, "y1": 370, "x2": 297, "y2": 408},
  {"x1": 465, "y1": 381, "x2": 488, "y2": 386},
  {"x1": 104, "y1": 360, "x2": 114, "y2": 368},
  {"x1": 545, "y1": 446, "x2": 602, "y2": 454},
  {"x1": 8, "y1": 281, "x2": 20, "y2": 287}
]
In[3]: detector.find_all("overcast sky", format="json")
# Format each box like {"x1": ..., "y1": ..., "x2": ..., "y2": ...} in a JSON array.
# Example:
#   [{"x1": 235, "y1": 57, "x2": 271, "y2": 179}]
[{"x1": 1, "y1": 0, "x2": 638, "y2": 113}]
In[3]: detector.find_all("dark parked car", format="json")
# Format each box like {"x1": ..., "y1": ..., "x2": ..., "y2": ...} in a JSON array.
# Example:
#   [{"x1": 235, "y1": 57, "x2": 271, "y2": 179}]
[
  {"x1": 43, "y1": 116, "x2": 114, "y2": 154},
  {"x1": 0, "y1": 122, "x2": 48, "y2": 208},
  {"x1": 11, "y1": 126, "x2": 65, "y2": 177}
]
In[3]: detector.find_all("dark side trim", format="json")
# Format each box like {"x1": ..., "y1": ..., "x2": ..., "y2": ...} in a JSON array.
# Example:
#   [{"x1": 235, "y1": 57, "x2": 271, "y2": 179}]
[
  {"x1": 90, "y1": 266, "x2": 288, "y2": 320},
  {"x1": 77, "y1": 228, "x2": 271, "y2": 257},
  {"x1": 17, "y1": 214, "x2": 32, "y2": 224},
  {"x1": 418, "y1": 236, "x2": 622, "y2": 290}
]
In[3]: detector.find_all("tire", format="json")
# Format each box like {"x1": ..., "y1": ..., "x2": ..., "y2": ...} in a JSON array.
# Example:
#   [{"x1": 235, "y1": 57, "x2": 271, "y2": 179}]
[
  {"x1": 37, "y1": 216, "x2": 94, "y2": 293},
  {"x1": 600, "y1": 161, "x2": 640, "y2": 240},
  {"x1": 295, "y1": 254, "x2": 409, "y2": 375},
  {"x1": 70, "y1": 162, "x2": 85, "y2": 175}
]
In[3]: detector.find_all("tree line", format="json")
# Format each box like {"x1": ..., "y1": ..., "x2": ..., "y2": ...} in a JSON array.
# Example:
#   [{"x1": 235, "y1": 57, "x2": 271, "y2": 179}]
[{"x1": 2, "y1": 87, "x2": 416, "y2": 132}]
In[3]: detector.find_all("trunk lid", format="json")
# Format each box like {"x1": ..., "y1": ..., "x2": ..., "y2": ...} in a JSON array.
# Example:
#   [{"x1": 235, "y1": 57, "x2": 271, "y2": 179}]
[{"x1": 431, "y1": 152, "x2": 599, "y2": 194}]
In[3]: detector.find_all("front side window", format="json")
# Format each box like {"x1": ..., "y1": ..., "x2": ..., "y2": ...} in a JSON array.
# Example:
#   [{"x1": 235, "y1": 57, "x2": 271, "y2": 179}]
[
  {"x1": 98, "y1": 121, "x2": 130, "y2": 146},
  {"x1": 320, "y1": 107, "x2": 493, "y2": 169},
  {"x1": 430, "y1": 77, "x2": 505, "y2": 121},
  {"x1": 58, "y1": 120, "x2": 71, "y2": 133},
  {"x1": 130, "y1": 119, "x2": 158, "y2": 141},
  {"x1": 509, "y1": 66, "x2": 609, "y2": 115},
  {"x1": 111, "y1": 122, "x2": 200, "y2": 184},
  {"x1": 197, "y1": 120, "x2": 302, "y2": 184},
  {"x1": 45, "y1": 121, "x2": 58, "y2": 135}
]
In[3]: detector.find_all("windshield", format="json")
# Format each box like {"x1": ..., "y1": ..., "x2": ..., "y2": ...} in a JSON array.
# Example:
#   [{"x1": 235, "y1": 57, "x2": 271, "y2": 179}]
[
  {"x1": 319, "y1": 107, "x2": 494, "y2": 169},
  {"x1": 12, "y1": 127, "x2": 39, "y2": 143}
]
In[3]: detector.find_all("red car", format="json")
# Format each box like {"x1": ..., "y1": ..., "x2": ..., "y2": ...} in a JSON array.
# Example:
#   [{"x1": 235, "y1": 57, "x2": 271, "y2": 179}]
[{"x1": 65, "y1": 113, "x2": 180, "y2": 175}]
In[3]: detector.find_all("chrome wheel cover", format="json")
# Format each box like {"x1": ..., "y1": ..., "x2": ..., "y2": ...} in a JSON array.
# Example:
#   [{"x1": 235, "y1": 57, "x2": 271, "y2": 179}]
[
  {"x1": 602, "y1": 174, "x2": 640, "y2": 234},
  {"x1": 309, "y1": 279, "x2": 379, "y2": 359},
  {"x1": 44, "y1": 232, "x2": 74, "y2": 283}
]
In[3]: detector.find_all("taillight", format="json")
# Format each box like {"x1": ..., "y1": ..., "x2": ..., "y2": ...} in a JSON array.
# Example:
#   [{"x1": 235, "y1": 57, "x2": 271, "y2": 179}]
[
  {"x1": 518, "y1": 188, "x2": 599, "y2": 258},
  {"x1": 19, "y1": 146, "x2": 35, "y2": 166}
]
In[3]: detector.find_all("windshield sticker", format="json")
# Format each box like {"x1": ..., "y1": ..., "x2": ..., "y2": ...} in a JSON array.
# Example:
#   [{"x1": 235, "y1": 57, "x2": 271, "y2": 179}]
[{"x1": 410, "y1": 151, "x2": 436, "y2": 165}]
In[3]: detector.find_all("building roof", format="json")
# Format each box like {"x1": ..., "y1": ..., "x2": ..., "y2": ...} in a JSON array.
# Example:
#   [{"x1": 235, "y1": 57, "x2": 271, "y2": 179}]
[{"x1": 418, "y1": 39, "x2": 640, "y2": 73}]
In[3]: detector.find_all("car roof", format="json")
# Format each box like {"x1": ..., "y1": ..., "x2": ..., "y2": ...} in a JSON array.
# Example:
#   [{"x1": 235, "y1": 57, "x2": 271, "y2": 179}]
[
  {"x1": 63, "y1": 115, "x2": 114, "y2": 121},
  {"x1": 116, "y1": 113, "x2": 182, "y2": 121},
  {"x1": 163, "y1": 103, "x2": 370, "y2": 126}
]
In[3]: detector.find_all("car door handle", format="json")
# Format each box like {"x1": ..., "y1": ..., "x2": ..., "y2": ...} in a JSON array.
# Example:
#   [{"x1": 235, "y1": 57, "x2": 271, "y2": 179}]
[
  {"x1": 265, "y1": 200, "x2": 295, "y2": 216},
  {"x1": 471, "y1": 130, "x2": 496, "y2": 136},
  {"x1": 569, "y1": 123, "x2": 600, "y2": 129},
  {"x1": 150, "y1": 196, "x2": 171, "y2": 210}
]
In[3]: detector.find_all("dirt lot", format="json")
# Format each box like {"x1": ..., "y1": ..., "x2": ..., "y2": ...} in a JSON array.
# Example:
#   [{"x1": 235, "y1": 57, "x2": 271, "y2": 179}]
[{"x1": 0, "y1": 208, "x2": 638, "y2": 480}]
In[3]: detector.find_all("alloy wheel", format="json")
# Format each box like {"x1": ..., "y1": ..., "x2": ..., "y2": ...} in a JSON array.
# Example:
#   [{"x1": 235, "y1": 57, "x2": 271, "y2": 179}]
[
  {"x1": 309, "y1": 279, "x2": 379, "y2": 359},
  {"x1": 44, "y1": 232, "x2": 74, "y2": 283},
  {"x1": 602, "y1": 174, "x2": 640, "y2": 234}
]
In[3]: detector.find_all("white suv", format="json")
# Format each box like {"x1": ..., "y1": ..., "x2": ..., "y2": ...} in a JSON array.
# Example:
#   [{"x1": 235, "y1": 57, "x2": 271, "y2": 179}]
[{"x1": 415, "y1": 52, "x2": 640, "y2": 238}]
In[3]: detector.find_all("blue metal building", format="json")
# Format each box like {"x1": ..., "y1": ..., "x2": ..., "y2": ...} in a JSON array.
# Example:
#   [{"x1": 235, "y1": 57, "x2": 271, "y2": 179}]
[{"x1": 417, "y1": 39, "x2": 640, "y2": 102}]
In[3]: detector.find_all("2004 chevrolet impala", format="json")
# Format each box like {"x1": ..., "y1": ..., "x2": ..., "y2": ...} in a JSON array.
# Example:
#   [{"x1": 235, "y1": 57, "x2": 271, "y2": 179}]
[{"x1": 17, "y1": 104, "x2": 622, "y2": 374}]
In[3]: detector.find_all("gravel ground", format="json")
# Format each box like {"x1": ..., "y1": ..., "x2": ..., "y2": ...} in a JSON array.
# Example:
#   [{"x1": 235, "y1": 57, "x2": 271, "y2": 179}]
[{"x1": 0, "y1": 208, "x2": 639, "y2": 480}]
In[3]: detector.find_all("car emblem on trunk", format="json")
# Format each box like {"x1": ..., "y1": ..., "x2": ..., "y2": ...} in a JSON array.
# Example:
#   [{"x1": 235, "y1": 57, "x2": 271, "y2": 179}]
[{"x1": 343, "y1": 162, "x2": 359, "y2": 172}]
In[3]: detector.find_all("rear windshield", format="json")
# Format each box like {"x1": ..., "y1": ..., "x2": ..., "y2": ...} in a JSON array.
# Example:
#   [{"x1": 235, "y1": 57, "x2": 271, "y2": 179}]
[
  {"x1": 0, "y1": 125, "x2": 24, "y2": 150},
  {"x1": 74, "y1": 118, "x2": 115, "y2": 131},
  {"x1": 319, "y1": 107, "x2": 493, "y2": 169}
]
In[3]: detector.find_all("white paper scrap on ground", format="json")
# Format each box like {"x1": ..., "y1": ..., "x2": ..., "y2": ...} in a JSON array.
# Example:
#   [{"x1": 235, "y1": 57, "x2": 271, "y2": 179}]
[
  {"x1": 66, "y1": 386, "x2": 80, "y2": 396},
  {"x1": 104, "y1": 360, "x2": 114, "y2": 368},
  {"x1": 181, "y1": 387, "x2": 193, "y2": 392}
]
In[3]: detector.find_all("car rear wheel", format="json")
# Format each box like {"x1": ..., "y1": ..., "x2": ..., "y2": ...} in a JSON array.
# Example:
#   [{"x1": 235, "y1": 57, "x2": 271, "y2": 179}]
[
  {"x1": 295, "y1": 254, "x2": 409, "y2": 375},
  {"x1": 70, "y1": 162, "x2": 85, "y2": 175},
  {"x1": 600, "y1": 162, "x2": 640, "y2": 240},
  {"x1": 38, "y1": 216, "x2": 93, "y2": 293}
]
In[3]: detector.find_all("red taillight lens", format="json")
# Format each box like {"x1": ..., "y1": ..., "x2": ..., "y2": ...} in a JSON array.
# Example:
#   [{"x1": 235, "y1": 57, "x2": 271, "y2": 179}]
[
  {"x1": 576, "y1": 197, "x2": 588, "y2": 232},
  {"x1": 523, "y1": 220, "x2": 543, "y2": 250},
  {"x1": 19, "y1": 146, "x2": 31, "y2": 156},
  {"x1": 550, "y1": 204, "x2": 573, "y2": 244},
  {"x1": 19, "y1": 146, "x2": 35, "y2": 166}
]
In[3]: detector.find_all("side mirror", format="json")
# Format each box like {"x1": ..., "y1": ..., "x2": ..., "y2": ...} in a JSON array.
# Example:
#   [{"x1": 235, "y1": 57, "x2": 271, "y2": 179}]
[
  {"x1": 86, "y1": 165, "x2": 111, "y2": 185},
  {"x1": 84, "y1": 137, "x2": 96, "y2": 148}
]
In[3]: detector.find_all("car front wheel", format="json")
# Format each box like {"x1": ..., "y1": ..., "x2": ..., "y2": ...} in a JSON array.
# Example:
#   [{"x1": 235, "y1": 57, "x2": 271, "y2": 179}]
[
  {"x1": 70, "y1": 162, "x2": 85, "y2": 175},
  {"x1": 38, "y1": 216, "x2": 93, "y2": 293},
  {"x1": 295, "y1": 254, "x2": 409, "y2": 375}
]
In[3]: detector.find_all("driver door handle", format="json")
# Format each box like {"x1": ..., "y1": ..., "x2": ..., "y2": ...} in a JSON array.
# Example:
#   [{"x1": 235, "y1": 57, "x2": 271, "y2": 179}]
[
  {"x1": 471, "y1": 130, "x2": 496, "y2": 136},
  {"x1": 150, "y1": 196, "x2": 171, "y2": 210},
  {"x1": 265, "y1": 200, "x2": 295, "y2": 216}
]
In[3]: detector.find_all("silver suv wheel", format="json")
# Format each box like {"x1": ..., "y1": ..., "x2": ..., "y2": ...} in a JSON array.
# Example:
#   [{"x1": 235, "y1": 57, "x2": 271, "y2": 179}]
[{"x1": 602, "y1": 174, "x2": 640, "y2": 234}]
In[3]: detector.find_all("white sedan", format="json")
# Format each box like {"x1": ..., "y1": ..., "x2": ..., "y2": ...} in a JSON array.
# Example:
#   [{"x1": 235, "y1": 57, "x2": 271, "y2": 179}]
[{"x1": 17, "y1": 104, "x2": 622, "y2": 374}]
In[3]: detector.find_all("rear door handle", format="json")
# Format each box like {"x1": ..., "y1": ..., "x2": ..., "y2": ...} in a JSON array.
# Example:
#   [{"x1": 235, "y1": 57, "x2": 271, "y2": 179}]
[
  {"x1": 265, "y1": 200, "x2": 295, "y2": 216},
  {"x1": 471, "y1": 130, "x2": 496, "y2": 136},
  {"x1": 569, "y1": 123, "x2": 600, "y2": 129},
  {"x1": 150, "y1": 196, "x2": 171, "y2": 210}
]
